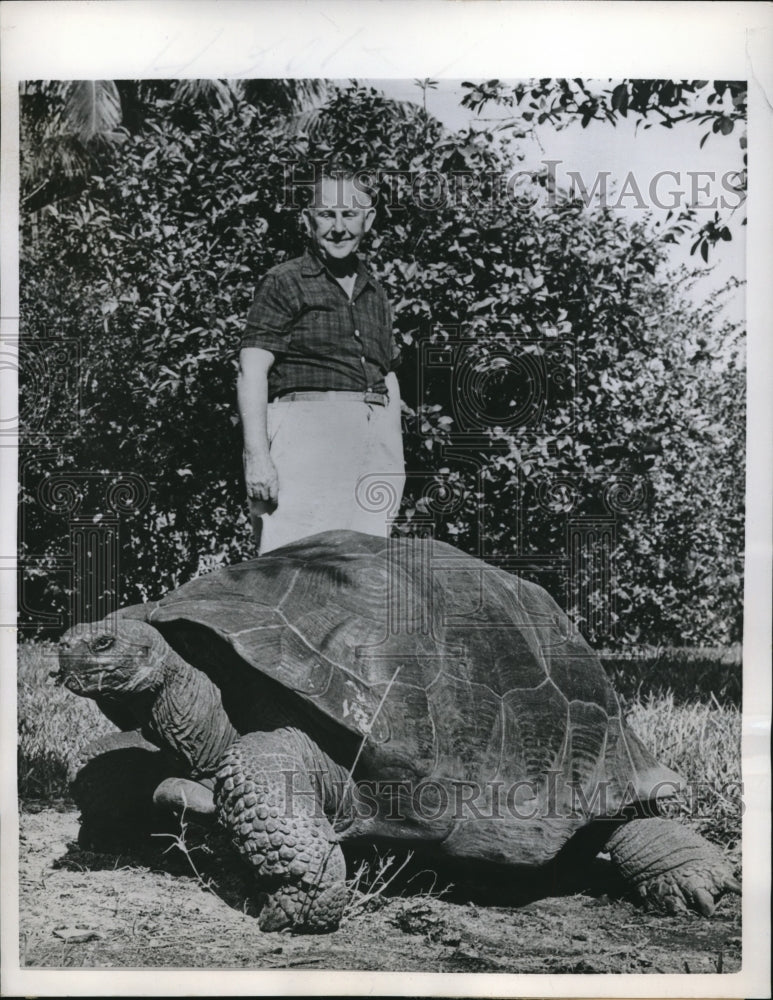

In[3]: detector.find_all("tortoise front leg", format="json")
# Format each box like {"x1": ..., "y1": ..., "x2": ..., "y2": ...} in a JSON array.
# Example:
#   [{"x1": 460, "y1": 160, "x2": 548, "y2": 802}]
[
  {"x1": 153, "y1": 776, "x2": 216, "y2": 825},
  {"x1": 214, "y1": 727, "x2": 347, "y2": 933},
  {"x1": 606, "y1": 817, "x2": 740, "y2": 916}
]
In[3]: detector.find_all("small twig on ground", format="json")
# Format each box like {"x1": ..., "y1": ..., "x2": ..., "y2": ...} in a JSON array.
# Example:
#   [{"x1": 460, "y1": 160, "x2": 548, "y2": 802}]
[
  {"x1": 150, "y1": 797, "x2": 217, "y2": 894},
  {"x1": 346, "y1": 851, "x2": 415, "y2": 917},
  {"x1": 344, "y1": 850, "x2": 452, "y2": 920}
]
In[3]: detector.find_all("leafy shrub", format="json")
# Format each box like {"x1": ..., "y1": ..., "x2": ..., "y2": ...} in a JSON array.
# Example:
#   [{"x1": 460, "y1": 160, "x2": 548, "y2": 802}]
[{"x1": 19, "y1": 82, "x2": 744, "y2": 648}]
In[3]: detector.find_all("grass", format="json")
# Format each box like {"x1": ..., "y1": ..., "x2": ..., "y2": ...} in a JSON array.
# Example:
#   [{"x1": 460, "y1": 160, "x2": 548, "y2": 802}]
[
  {"x1": 600, "y1": 645, "x2": 741, "y2": 707},
  {"x1": 17, "y1": 640, "x2": 742, "y2": 852},
  {"x1": 17, "y1": 641, "x2": 115, "y2": 802},
  {"x1": 626, "y1": 691, "x2": 742, "y2": 851}
]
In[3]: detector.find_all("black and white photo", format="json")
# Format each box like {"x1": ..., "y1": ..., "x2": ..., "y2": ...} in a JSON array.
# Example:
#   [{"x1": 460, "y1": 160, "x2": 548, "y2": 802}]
[{"x1": 1, "y1": 3, "x2": 770, "y2": 997}]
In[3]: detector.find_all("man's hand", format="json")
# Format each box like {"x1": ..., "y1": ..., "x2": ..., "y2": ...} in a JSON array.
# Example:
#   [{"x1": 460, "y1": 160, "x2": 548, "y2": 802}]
[
  {"x1": 237, "y1": 347, "x2": 277, "y2": 521},
  {"x1": 244, "y1": 451, "x2": 279, "y2": 508}
]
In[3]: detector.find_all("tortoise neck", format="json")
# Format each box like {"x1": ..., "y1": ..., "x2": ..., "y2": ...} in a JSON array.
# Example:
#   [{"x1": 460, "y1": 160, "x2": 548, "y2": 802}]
[{"x1": 149, "y1": 646, "x2": 238, "y2": 778}]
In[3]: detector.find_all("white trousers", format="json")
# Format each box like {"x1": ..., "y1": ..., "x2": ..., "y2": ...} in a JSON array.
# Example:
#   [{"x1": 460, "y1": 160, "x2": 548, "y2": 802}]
[{"x1": 254, "y1": 391, "x2": 405, "y2": 554}]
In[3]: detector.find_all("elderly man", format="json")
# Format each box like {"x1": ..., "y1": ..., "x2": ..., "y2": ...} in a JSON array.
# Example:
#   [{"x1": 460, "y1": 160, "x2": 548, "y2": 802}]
[{"x1": 238, "y1": 171, "x2": 405, "y2": 553}]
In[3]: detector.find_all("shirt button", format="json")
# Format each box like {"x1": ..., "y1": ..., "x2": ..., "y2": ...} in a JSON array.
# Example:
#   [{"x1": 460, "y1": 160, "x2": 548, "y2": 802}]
[
  {"x1": 354, "y1": 329, "x2": 361, "y2": 339},
  {"x1": 360, "y1": 355, "x2": 366, "y2": 363}
]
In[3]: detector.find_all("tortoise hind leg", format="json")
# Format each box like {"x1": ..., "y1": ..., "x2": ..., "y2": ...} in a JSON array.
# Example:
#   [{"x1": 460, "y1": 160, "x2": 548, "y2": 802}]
[
  {"x1": 215, "y1": 727, "x2": 347, "y2": 933},
  {"x1": 72, "y1": 730, "x2": 180, "y2": 850},
  {"x1": 606, "y1": 817, "x2": 740, "y2": 916}
]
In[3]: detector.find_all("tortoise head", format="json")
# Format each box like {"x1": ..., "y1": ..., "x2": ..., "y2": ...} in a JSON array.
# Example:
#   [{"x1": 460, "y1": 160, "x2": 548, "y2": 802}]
[{"x1": 55, "y1": 618, "x2": 167, "y2": 698}]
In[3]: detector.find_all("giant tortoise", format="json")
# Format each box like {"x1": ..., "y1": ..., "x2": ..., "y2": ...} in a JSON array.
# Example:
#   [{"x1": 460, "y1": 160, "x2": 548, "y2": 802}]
[{"x1": 56, "y1": 530, "x2": 739, "y2": 932}]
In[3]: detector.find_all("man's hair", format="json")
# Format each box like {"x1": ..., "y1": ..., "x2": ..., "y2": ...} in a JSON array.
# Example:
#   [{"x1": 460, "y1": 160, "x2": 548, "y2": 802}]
[{"x1": 306, "y1": 166, "x2": 377, "y2": 211}]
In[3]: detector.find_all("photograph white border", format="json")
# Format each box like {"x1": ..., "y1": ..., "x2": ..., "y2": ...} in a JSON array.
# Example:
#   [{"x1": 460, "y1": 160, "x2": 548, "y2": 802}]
[{"x1": 1, "y1": 2, "x2": 770, "y2": 996}]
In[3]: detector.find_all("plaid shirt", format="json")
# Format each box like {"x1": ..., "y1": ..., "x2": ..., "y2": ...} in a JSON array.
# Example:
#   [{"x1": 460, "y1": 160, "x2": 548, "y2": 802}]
[{"x1": 241, "y1": 249, "x2": 400, "y2": 398}]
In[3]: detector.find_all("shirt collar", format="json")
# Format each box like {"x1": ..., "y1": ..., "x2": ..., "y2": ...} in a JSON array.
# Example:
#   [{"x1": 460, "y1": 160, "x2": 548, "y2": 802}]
[
  {"x1": 300, "y1": 247, "x2": 375, "y2": 291},
  {"x1": 300, "y1": 248, "x2": 325, "y2": 275}
]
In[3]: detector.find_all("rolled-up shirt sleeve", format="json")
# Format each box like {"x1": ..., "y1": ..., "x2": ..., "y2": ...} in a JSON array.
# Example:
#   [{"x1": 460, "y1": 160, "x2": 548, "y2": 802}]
[{"x1": 241, "y1": 272, "x2": 294, "y2": 354}]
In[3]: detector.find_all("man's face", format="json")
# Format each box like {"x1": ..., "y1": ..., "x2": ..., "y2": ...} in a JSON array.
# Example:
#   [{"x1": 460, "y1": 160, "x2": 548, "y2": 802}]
[{"x1": 303, "y1": 178, "x2": 375, "y2": 265}]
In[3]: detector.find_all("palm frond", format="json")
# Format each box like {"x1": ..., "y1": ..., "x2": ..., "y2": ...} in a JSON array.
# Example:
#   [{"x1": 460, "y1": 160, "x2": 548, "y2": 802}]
[
  {"x1": 283, "y1": 106, "x2": 330, "y2": 140},
  {"x1": 62, "y1": 81, "x2": 122, "y2": 143},
  {"x1": 173, "y1": 79, "x2": 242, "y2": 112},
  {"x1": 242, "y1": 78, "x2": 333, "y2": 113}
]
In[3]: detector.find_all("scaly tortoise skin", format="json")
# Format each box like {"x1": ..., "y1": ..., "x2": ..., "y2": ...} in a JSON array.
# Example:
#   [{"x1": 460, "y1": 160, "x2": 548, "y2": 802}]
[{"x1": 57, "y1": 530, "x2": 739, "y2": 931}]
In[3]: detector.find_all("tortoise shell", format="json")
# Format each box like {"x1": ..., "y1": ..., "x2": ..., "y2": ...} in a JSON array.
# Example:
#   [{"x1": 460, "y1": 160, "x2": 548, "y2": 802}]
[{"x1": 122, "y1": 530, "x2": 678, "y2": 838}]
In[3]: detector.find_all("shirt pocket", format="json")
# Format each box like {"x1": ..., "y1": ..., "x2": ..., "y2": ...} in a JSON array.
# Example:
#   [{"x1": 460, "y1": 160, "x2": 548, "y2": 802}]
[{"x1": 296, "y1": 295, "x2": 345, "y2": 356}]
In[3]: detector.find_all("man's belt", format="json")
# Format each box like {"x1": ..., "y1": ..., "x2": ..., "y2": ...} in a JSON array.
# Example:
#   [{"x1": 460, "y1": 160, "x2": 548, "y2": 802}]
[{"x1": 273, "y1": 389, "x2": 388, "y2": 407}]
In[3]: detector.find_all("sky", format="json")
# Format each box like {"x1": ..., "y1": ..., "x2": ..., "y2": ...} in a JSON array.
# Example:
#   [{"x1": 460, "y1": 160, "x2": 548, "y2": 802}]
[{"x1": 365, "y1": 78, "x2": 746, "y2": 326}]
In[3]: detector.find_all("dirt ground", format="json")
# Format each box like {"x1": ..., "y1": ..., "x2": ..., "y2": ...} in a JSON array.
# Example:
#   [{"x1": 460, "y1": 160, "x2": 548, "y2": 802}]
[{"x1": 18, "y1": 806, "x2": 741, "y2": 974}]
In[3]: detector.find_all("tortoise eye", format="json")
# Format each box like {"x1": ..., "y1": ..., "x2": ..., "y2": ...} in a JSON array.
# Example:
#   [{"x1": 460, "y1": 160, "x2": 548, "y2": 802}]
[{"x1": 91, "y1": 635, "x2": 115, "y2": 653}]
